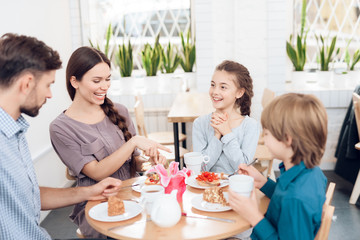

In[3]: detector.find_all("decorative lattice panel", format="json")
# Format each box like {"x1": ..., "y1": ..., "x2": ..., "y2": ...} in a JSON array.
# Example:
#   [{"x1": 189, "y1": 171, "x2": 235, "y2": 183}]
[
  {"x1": 293, "y1": 0, "x2": 360, "y2": 69},
  {"x1": 80, "y1": 0, "x2": 191, "y2": 71}
]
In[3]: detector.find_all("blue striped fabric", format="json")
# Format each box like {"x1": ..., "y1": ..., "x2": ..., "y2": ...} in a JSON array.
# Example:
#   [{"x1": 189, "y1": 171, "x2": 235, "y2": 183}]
[{"x1": 0, "y1": 108, "x2": 51, "y2": 240}]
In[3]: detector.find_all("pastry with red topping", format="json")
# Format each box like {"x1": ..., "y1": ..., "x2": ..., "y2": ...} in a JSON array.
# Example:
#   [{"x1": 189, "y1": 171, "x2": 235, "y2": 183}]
[
  {"x1": 195, "y1": 171, "x2": 220, "y2": 186},
  {"x1": 145, "y1": 172, "x2": 161, "y2": 185}
]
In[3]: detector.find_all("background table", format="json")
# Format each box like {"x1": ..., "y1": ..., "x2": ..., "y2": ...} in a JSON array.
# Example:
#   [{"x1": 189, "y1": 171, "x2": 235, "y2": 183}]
[
  {"x1": 167, "y1": 92, "x2": 214, "y2": 166},
  {"x1": 86, "y1": 177, "x2": 270, "y2": 240}
]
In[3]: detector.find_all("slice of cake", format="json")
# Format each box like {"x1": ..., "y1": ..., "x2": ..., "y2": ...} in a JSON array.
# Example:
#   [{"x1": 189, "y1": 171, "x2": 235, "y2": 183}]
[
  {"x1": 107, "y1": 196, "x2": 125, "y2": 216},
  {"x1": 203, "y1": 187, "x2": 228, "y2": 206}
]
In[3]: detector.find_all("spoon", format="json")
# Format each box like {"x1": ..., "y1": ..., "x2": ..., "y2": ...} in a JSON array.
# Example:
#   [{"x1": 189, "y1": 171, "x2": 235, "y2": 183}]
[{"x1": 227, "y1": 158, "x2": 258, "y2": 178}]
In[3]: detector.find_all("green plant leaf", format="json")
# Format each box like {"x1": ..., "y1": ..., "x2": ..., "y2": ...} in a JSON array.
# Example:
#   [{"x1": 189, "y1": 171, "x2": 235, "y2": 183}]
[{"x1": 179, "y1": 30, "x2": 196, "y2": 72}]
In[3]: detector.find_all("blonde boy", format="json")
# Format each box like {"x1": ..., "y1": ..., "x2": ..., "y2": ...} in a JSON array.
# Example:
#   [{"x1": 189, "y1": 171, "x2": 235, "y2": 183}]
[{"x1": 229, "y1": 93, "x2": 328, "y2": 240}]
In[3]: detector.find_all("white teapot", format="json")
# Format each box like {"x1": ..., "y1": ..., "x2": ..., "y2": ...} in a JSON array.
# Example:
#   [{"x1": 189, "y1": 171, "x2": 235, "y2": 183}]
[{"x1": 150, "y1": 189, "x2": 181, "y2": 228}]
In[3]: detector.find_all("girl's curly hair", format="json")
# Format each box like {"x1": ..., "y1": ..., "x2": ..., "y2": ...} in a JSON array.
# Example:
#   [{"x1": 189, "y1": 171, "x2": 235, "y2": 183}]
[{"x1": 215, "y1": 60, "x2": 254, "y2": 116}]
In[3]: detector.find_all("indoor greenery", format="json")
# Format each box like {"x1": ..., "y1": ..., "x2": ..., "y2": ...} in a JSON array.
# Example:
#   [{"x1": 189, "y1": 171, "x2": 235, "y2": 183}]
[
  {"x1": 89, "y1": 23, "x2": 114, "y2": 60},
  {"x1": 345, "y1": 41, "x2": 360, "y2": 71},
  {"x1": 161, "y1": 42, "x2": 181, "y2": 73},
  {"x1": 115, "y1": 40, "x2": 133, "y2": 77},
  {"x1": 141, "y1": 34, "x2": 161, "y2": 76},
  {"x1": 315, "y1": 34, "x2": 339, "y2": 71},
  {"x1": 179, "y1": 31, "x2": 196, "y2": 72},
  {"x1": 286, "y1": 0, "x2": 307, "y2": 71}
]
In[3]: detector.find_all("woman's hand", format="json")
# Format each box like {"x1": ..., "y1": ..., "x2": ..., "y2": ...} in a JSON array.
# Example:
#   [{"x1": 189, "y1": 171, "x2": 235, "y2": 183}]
[
  {"x1": 237, "y1": 164, "x2": 268, "y2": 189},
  {"x1": 149, "y1": 152, "x2": 167, "y2": 165},
  {"x1": 228, "y1": 189, "x2": 264, "y2": 227},
  {"x1": 131, "y1": 136, "x2": 171, "y2": 154}
]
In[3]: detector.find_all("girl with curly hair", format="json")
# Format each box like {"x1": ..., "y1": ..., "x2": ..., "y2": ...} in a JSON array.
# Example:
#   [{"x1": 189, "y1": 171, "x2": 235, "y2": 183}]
[{"x1": 192, "y1": 60, "x2": 260, "y2": 174}]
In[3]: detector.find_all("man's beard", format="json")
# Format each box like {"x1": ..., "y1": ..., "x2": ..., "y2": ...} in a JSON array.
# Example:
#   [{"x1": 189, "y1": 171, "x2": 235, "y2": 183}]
[{"x1": 20, "y1": 105, "x2": 40, "y2": 117}]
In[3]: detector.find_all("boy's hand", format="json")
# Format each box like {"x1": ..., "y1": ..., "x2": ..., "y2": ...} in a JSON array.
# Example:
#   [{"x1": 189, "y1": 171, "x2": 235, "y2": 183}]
[
  {"x1": 238, "y1": 164, "x2": 268, "y2": 189},
  {"x1": 228, "y1": 189, "x2": 264, "y2": 227}
]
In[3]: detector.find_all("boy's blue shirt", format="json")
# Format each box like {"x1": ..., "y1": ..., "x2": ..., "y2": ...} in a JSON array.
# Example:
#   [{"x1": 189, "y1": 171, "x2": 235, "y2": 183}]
[{"x1": 251, "y1": 161, "x2": 327, "y2": 240}]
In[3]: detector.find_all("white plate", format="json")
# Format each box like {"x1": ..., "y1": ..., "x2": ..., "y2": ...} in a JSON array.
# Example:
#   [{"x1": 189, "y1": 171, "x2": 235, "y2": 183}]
[
  {"x1": 89, "y1": 201, "x2": 143, "y2": 222},
  {"x1": 132, "y1": 176, "x2": 147, "y2": 193},
  {"x1": 186, "y1": 175, "x2": 229, "y2": 189},
  {"x1": 191, "y1": 193, "x2": 231, "y2": 212}
]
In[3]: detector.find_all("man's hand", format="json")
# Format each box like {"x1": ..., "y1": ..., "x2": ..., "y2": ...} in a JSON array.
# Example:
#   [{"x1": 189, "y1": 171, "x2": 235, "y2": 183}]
[{"x1": 88, "y1": 177, "x2": 122, "y2": 201}]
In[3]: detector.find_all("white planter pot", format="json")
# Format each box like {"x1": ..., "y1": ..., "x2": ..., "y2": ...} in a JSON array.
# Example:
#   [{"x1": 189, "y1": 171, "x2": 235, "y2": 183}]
[
  {"x1": 109, "y1": 76, "x2": 135, "y2": 95},
  {"x1": 109, "y1": 73, "x2": 188, "y2": 96},
  {"x1": 317, "y1": 71, "x2": 333, "y2": 87},
  {"x1": 291, "y1": 71, "x2": 308, "y2": 88},
  {"x1": 175, "y1": 72, "x2": 197, "y2": 91},
  {"x1": 159, "y1": 73, "x2": 186, "y2": 93},
  {"x1": 346, "y1": 71, "x2": 360, "y2": 88},
  {"x1": 332, "y1": 73, "x2": 348, "y2": 89}
]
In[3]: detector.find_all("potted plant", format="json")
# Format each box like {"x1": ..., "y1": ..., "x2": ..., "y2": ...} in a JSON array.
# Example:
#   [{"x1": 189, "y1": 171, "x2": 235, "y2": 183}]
[
  {"x1": 179, "y1": 30, "x2": 196, "y2": 91},
  {"x1": 286, "y1": 0, "x2": 308, "y2": 88},
  {"x1": 159, "y1": 42, "x2": 185, "y2": 92},
  {"x1": 179, "y1": 31, "x2": 196, "y2": 72},
  {"x1": 344, "y1": 43, "x2": 360, "y2": 87},
  {"x1": 141, "y1": 34, "x2": 161, "y2": 77},
  {"x1": 161, "y1": 42, "x2": 181, "y2": 74},
  {"x1": 115, "y1": 39, "x2": 133, "y2": 77},
  {"x1": 107, "y1": 39, "x2": 134, "y2": 96},
  {"x1": 315, "y1": 34, "x2": 339, "y2": 87},
  {"x1": 89, "y1": 23, "x2": 115, "y2": 61}
]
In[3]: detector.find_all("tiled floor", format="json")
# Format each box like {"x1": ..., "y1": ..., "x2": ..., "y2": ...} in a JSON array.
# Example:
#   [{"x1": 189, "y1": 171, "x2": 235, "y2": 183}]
[{"x1": 41, "y1": 170, "x2": 360, "y2": 240}]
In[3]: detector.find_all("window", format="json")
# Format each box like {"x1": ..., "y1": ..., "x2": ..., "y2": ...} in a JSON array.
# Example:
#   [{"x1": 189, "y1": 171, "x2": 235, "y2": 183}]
[
  {"x1": 293, "y1": 0, "x2": 360, "y2": 69},
  {"x1": 79, "y1": 0, "x2": 192, "y2": 71}
]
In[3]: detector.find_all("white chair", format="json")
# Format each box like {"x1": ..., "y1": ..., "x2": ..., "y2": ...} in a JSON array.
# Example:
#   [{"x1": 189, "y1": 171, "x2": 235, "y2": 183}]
[
  {"x1": 134, "y1": 95, "x2": 189, "y2": 164},
  {"x1": 253, "y1": 145, "x2": 275, "y2": 180},
  {"x1": 258, "y1": 88, "x2": 275, "y2": 145},
  {"x1": 134, "y1": 95, "x2": 186, "y2": 145}
]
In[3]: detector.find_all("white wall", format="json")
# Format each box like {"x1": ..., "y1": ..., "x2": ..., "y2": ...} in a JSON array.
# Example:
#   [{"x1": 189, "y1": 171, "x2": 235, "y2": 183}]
[
  {"x1": 194, "y1": 0, "x2": 348, "y2": 170},
  {"x1": 0, "y1": 0, "x2": 74, "y2": 221}
]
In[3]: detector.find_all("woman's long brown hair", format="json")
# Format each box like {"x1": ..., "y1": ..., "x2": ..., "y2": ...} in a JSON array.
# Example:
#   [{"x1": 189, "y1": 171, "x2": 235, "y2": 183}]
[{"x1": 66, "y1": 46, "x2": 136, "y2": 177}]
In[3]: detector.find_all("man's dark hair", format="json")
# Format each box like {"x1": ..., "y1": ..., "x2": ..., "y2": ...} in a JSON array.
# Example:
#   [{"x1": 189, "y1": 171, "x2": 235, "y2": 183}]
[{"x1": 0, "y1": 33, "x2": 62, "y2": 88}]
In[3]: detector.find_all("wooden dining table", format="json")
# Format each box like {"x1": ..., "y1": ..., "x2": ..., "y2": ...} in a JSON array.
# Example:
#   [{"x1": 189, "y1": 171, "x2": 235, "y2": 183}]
[
  {"x1": 167, "y1": 92, "x2": 214, "y2": 167},
  {"x1": 85, "y1": 177, "x2": 270, "y2": 240}
]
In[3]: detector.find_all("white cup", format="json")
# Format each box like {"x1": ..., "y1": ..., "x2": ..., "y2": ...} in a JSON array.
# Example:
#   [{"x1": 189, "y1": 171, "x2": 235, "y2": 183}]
[
  {"x1": 140, "y1": 185, "x2": 165, "y2": 214},
  {"x1": 229, "y1": 175, "x2": 254, "y2": 197},
  {"x1": 184, "y1": 152, "x2": 210, "y2": 175}
]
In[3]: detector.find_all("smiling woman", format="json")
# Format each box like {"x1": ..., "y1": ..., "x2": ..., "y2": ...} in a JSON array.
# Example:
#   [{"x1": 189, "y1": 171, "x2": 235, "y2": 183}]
[{"x1": 49, "y1": 46, "x2": 170, "y2": 238}]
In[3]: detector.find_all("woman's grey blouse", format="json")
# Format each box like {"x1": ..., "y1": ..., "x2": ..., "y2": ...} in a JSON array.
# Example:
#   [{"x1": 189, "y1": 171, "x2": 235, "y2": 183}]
[{"x1": 50, "y1": 103, "x2": 140, "y2": 184}]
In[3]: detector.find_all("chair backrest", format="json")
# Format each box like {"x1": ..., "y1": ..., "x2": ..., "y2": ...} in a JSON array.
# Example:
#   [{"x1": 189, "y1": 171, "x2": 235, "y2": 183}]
[
  {"x1": 353, "y1": 93, "x2": 360, "y2": 140},
  {"x1": 325, "y1": 182, "x2": 336, "y2": 206},
  {"x1": 66, "y1": 167, "x2": 76, "y2": 181},
  {"x1": 315, "y1": 204, "x2": 335, "y2": 240},
  {"x1": 314, "y1": 182, "x2": 336, "y2": 240},
  {"x1": 261, "y1": 88, "x2": 276, "y2": 109},
  {"x1": 134, "y1": 95, "x2": 148, "y2": 138}
]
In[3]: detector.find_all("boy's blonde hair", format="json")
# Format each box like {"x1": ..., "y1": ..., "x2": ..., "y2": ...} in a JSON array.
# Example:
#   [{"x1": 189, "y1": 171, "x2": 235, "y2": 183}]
[{"x1": 261, "y1": 93, "x2": 327, "y2": 168}]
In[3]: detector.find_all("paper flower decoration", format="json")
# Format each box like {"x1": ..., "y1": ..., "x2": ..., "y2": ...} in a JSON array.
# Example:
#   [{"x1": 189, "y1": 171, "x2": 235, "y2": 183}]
[{"x1": 146, "y1": 161, "x2": 191, "y2": 203}]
